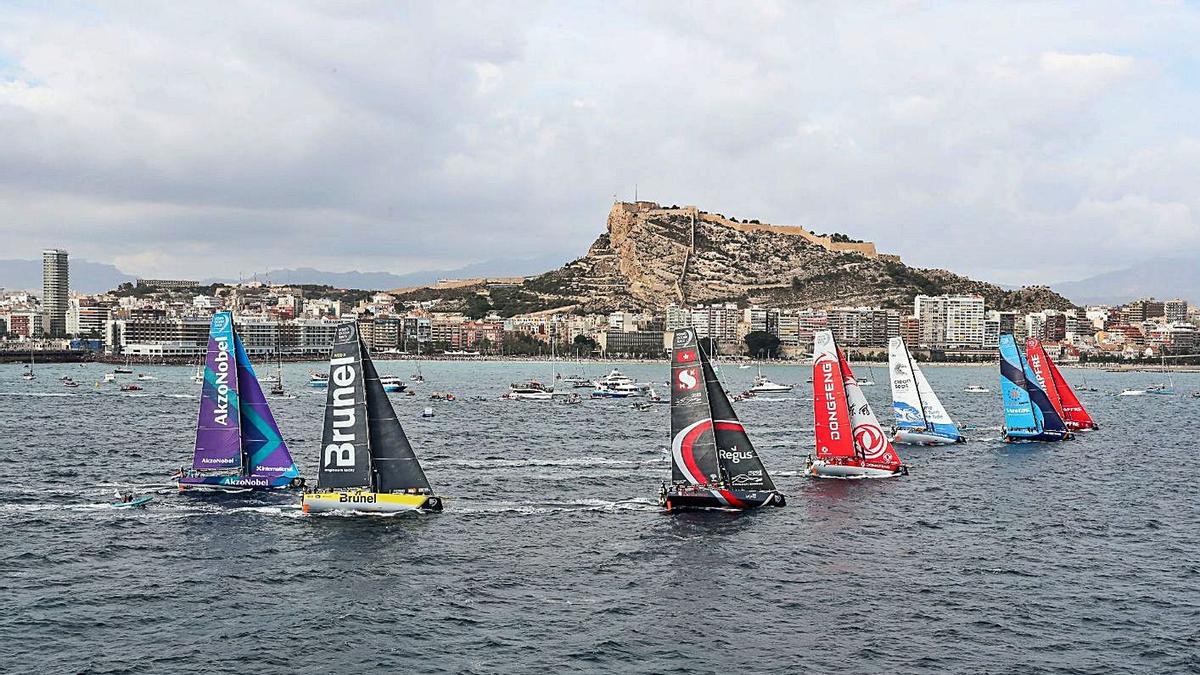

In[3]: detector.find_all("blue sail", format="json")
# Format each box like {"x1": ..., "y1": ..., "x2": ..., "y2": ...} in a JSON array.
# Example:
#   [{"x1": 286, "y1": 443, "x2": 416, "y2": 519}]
[
  {"x1": 233, "y1": 335, "x2": 300, "y2": 479},
  {"x1": 999, "y1": 334, "x2": 1040, "y2": 438},
  {"x1": 999, "y1": 334, "x2": 1069, "y2": 441}
]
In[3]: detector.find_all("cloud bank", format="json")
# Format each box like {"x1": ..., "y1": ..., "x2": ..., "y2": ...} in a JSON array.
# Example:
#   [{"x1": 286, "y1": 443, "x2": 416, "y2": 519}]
[{"x1": 1, "y1": 1, "x2": 1197, "y2": 284}]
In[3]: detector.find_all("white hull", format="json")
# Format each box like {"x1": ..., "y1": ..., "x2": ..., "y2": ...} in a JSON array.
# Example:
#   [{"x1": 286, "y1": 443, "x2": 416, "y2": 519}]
[
  {"x1": 805, "y1": 459, "x2": 903, "y2": 479},
  {"x1": 748, "y1": 385, "x2": 792, "y2": 393},
  {"x1": 507, "y1": 392, "x2": 552, "y2": 400},
  {"x1": 892, "y1": 430, "x2": 960, "y2": 446}
]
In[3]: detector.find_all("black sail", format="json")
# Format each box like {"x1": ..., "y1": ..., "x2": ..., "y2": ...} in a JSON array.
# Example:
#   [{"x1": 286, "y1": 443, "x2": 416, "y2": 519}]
[
  {"x1": 360, "y1": 342, "x2": 432, "y2": 493},
  {"x1": 669, "y1": 328, "x2": 721, "y2": 486},
  {"x1": 701, "y1": 356, "x2": 776, "y2": 491},
  {"x1": 316, "y1": 323, "x2": 372, "y2": 489}
]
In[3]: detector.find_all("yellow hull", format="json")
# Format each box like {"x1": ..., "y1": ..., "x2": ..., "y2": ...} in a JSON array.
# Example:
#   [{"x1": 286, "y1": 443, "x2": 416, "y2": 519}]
[{"x1": 302, "y1": 490, "x2": 443, "y2": 514}]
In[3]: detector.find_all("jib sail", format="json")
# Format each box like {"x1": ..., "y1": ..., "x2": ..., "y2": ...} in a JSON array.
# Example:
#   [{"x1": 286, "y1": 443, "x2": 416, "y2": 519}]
[
  {"x1": 234, "y1": 334, "x2": 300, "y2": 480},
  {"x1": 702, "y1": 350, "x2": 775, "y2": 491},
  {"x1": 361, "y1": 343, "x2": 431, "y2": 493}
]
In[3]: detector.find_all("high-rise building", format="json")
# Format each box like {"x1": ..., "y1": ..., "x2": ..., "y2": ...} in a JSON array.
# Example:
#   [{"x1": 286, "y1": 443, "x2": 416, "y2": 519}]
[
  {"x1": 42, "y1": 249, "x2": 69, "y2": 337},
  {"x1": 1165, "y1": 299, "x2": 1189, "y2": 324},
  {"x1": 915, "y1": 295, "x2": 984, "y2": 348}
]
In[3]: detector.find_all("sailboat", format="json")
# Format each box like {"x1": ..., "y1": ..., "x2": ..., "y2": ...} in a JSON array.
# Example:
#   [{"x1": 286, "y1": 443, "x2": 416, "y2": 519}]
[
  {"x1": 659, "y1": 328, "x2": 785, "y2": 511},
  {"x1": 1024, "y1": 338, "x2": 1098, "y2": 431},
  {"x1": 888, "y1": 337, "x2": 963, "y2": 445},
  {"x1": 21, "y1": 351, "x2": 34, "y2": 380},
  {"x1": 268, "y1": 350, "x2": 290, "y2": 398},
  {"x1": 173, "y1": 311, "x2": 304, "y2": 492},
  {"x1": 1146, "y1": 355, "x2": 1176, "y2": 395},
  {"x1": 998, "y1": 334, "x2": 1071, "y2": 443},
  {"x1": 302, "y1": 322, "x2": 443, "y2": 514},
  {"x1": 806, "y1": 330, "x2": 907, "y2": 479}
]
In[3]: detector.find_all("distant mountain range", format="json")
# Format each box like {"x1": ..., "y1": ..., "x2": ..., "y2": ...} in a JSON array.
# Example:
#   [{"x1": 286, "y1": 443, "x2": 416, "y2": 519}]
[
  {"x1": 0, "y1": 258, "x2": 135, "y2": 293},
  {"x1": 1051, "y1": 258, "x2": 1198, "y2": 305},
  {"x1": 0, "y1": 254, "x2": 570, "y2": 294}
]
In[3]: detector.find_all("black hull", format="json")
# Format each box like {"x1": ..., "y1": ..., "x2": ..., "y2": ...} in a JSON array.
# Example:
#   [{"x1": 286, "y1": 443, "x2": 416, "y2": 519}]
[{"x1": 661, "y1": 488, "x2": 785, "y2": 512}]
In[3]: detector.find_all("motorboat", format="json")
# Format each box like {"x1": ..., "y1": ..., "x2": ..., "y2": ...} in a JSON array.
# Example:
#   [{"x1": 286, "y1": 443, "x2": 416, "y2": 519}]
[
  {"x1": 137, "y1": 373, "x2": 157, "y2": 381},
  {"x1": 593, "y1": 369, "x2": 646, "y2": 394},
  {"x1": 748, "y1": 368, "x2": 793, "y2": 393},
  {"x1": 1119, "y1": 388, "x2": 1146, "y2": 396},
  {"x1": 121, "y1": 384, "x2": 143, "y2": 392},
  {"x1": 379, "y1": 376, "x2": 408, "y2": 393},
  {"x1": 505, "y1": 381, "x2": 554, "y2": 400},
  {"x1": 103, "y1": 373, "x2": 117, "y2": 383},
  {"x1": 308, "y1": 372, "x2": 329, "y2": 388},
  {"x1": 964, "y1": 384, "x2": 990, "y2": 393}
]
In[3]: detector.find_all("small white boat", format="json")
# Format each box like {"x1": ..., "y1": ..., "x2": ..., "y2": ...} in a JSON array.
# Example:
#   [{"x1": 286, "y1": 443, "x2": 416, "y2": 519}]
[
  {"x1": 137, "y1": 373, "x2": 156, "y2": 381},
  {"x1": 102, "y1": 373, "x2": 117, "y2": 383},
  {"x1": 422, "y1": 406, "x2": 434, "y2": 418},
  {"x1": 308, "y1": 372, "x2": 329, "y2": 388},
  {"x1": 738, "y1": 364, "x2": 752, "y2": 370},
  {"x1": 505, "y1": 381, "x2": 554, "y2": 400},
  {"x1": 748, "y1": 369, "x2": 792, "y2": 393},
  {"x1": 963, "y1": 385, "x2": 990, "y2": 393},
  {"x1": 1119, "y1": 388, "x2": 1146, "y2": 397},
  {"x1": 856, "y1": 378, "x2": 875, "y2": 386}
]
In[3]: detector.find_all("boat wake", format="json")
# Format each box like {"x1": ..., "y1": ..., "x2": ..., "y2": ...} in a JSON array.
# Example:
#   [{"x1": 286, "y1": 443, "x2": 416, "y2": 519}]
[
  {"x1": 454, "y1": 497, "x2": 660, "y2": 515},
  {"x1": 0, "y1": 391, "x2": 76, "y2": 397}
]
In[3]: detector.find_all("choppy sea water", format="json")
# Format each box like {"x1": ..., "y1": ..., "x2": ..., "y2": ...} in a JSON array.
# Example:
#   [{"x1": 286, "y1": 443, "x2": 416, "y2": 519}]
[{"x1": 1, "y1": 360, "x2": 1198, "y2": 674}]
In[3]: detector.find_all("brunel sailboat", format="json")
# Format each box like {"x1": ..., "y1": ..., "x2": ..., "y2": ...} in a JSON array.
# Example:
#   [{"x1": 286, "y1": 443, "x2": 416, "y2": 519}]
[
  {"x1": 888, "y1": 337, "x2": 963, "y2": 445},
  {"x1": 999, "y1": 334, "x2": 1071, "y2": 442},
  {"x1": 806, "y1": 330, "x2": 907, "y2": 479},
  {"x1": 1024, "y1": 338, "x2": 1097, "y2": 431},
  {"x1": 302, "y1": 322, "x2": 442, "y2": 514},
  {"x1": 174, "y1": 311, "x2": 304, "y2": 492},
  {"x1": 659, "y1": 327, "x2": 785, "y2": 512}
]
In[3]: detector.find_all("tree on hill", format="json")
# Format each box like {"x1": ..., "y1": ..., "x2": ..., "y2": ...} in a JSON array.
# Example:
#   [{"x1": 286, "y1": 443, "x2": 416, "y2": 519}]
[{"x1": 744, "y1": 331, "x2": 781, "y2": 358}]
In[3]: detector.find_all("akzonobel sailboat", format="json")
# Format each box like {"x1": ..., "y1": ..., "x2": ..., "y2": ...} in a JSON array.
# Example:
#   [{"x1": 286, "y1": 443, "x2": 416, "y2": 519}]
[
  {"x1": 302, "y1": 322, "x2": 442, "y2": 514},
  {"x1": 999, "y1": 334, "x2": 1071, "y2": 442},
  {"x1": 806, "y1": 330, "x2": 907, "y2": 479},
  {"x1": 659, "y1": 327, "x2": 785, "y2": 511},
  {"x1": 1024, "y1": 338, "x2": 1097, "y2": 431},
  {"x1": 174, "y1": 311, "x2": 303, "y2": 492},
  {"x1": 888, "y1": 337, "x2": 963, "y2": 445}
]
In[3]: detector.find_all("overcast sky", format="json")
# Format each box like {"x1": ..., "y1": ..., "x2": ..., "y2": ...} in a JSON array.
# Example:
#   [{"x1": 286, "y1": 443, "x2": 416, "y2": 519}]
[{"x1": 1, "y1": 1, "x2": 1197, "y2": 285}]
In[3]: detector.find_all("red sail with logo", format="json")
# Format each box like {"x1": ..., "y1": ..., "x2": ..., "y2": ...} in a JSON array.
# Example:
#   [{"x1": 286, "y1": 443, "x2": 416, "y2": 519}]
[
  {"x1": 812, "y1": 332, "x2": 855, "y2": 460},
  {"x1": 1045, "y1": 354, "x2": 1098, "y2": 431},
  {"x1": 839, "y1": 352, "x2": 903, "y2": 471},
  {"x1": 1025, "y1": 338, "x2": 1066, "y2": 421}
]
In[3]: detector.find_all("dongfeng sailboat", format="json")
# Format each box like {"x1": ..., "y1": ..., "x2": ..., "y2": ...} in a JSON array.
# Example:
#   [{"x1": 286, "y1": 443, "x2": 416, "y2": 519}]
[
  {"x1": 174, "y1": 311, "x2": 304, "y2": 492},
  {"x1": 887, "y1": 337, "x2": 963, "y2": 445},
  {"x1": 659, "y1": 327, "x2": 785, "y2": 511},
  {"x1": 998, "y1": 334, "x2": 1071, "y2": 443},
  {"x1": 806, "y1": 330, "x2": 907, "y2": 479},
  {"x1": 1024, "y1": 338, "x2": 1098, "y2": 431},
  {"x1": 302, "y1": 322, "x2": 443, "y2": 514}
]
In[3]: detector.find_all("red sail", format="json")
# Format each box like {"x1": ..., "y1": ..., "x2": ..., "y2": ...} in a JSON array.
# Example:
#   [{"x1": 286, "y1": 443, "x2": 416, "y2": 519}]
[
  {"x1": 812, "y1": 332, "x2": 855, "y2": 459},
  {"x1": 1045, "y1": 355, "x2": 1097, "y2": 431},
  {"x1": 1025, "y1": 338, "x2": 1066, "y2": 421}
]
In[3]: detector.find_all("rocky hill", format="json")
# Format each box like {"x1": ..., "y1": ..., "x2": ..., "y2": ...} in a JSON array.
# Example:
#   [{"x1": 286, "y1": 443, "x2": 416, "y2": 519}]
[{"x1": 399, "y1": 201, "x2": 1075, "y2": 316}]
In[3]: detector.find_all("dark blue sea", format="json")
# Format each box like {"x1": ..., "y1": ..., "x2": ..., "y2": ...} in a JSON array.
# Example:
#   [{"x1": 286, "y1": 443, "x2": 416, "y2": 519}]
[{"x1": 2, "y1": 360, "x2": 1198, "y2": 674}]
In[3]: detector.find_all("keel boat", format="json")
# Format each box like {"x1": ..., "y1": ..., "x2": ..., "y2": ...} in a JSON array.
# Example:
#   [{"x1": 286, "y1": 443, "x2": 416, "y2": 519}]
[
  {"x1": 302, "y1": 322, "x2": 442, "y2": 515},
  {"x1": 659, "y1": 327, "x2": 785, "y2": 512},
  {"x1": 888, "y1": 337, "x2": 963, "y2": 445},
  {"x1": 999, "y1": 334, "x2": 1071, "y2": 443},
  {"x1": 806, "y1": 330, "x2": 907, "y2": 479},
  {"x1": 1024, "y1": 338, "x2": 1098, "y2": 431},
  {"x1": 174, "y1": 311, "x2": 304, "y2": 492}
]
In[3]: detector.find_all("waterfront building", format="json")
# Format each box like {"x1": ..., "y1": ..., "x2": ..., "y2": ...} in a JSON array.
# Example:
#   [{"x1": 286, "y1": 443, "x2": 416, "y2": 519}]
[
  {"x1": 5, "y1": 311, "x2": 42, "y2": 338},
  {"x1": 690, "y1": 303, "x2": 740, "y2": 345},
  {"x1": 66, "y1": 298, "x2": 114, "y2": 338},
  {"x1": 598, "y1": 330, "x2": 665, "y2": 357},
  {"x1": 1125, "y1": 298, "x2": 1165, "y2": 322},
  {"x1": 135, "y1": 278, "x2": 199, "y2": 290},
  {"x1": 42, "y1": 249, "x2": 69, "y2": 337},
  {"x1": 915, "y1": 294, "x2": 984, "y2": 349},
  {"x1": 664, "y1": 303, "x2": 690, "y2": 331},
  {"x1": 828, "y1": 307, "x2": 898, "y2": 348},
  {"x1": 1165, "y1": 299, "x2": 1189, "y2": 324}
]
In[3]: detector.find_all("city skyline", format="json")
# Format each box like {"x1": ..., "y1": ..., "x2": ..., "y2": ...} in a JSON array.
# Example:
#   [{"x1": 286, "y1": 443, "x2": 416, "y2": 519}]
[{"x1": 2, "y1": 3, "x2": 1199, "y2": 285}]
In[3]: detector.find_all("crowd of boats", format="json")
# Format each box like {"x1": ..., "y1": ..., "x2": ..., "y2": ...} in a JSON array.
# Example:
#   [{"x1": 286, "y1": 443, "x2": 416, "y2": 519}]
[{"x1": 77, "y1": 304, "x2": 1195, "y2": 513}]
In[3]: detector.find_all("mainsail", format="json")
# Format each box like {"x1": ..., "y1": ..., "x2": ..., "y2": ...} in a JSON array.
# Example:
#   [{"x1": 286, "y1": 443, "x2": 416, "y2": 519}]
[
  {"x1": 702, "y1": 357, "x2": 775, "y2": 491},
  {"x1": 233, "y1": 337, "x2": 299, "y2": 479},
  {"x1": 812, "y1": 331, "x2": 855, "y2": 461},
  {"x1": 669, "y1": 328, "x2": 720, "y2": 486},
  {"x1": 317, "y1": 322, "x2": 372, "y2": 489},
  {"x1": 193, "y1": 311, "x2": 243, "y2": 471},
  {"x1": 888, "y1": 337, "x2": 960, "y2": 440}
]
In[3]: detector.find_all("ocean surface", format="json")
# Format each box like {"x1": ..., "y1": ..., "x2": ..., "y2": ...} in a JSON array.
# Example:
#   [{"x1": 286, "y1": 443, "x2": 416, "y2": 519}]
[{"x1": 1, "y1": 359, "x2": 1198, "y2": 674}]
